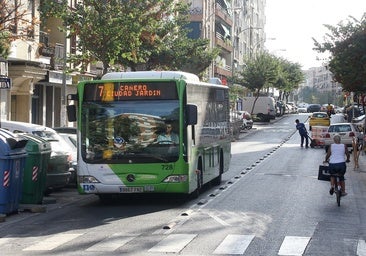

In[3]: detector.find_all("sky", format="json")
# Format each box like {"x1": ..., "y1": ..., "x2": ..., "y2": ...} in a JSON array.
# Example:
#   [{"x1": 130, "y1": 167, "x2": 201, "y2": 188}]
[{"x1": 264, "y1": 0, "x2": 366, "y2": 70}]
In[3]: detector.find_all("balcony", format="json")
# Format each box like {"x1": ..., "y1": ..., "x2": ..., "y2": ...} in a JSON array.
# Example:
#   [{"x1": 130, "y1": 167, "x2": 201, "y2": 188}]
[
  {"x1": 189, "y1": 6, "x2": 203, "y2": 22},
  {"x1": 51, "y1": 44, "x2": 64, "y2": 70},
  {"x1": 214, "y1": 65, "x2": 231, "y2": 78},
  {"x1": 38, "y1": 31, "x2": 55, "y2": 57},
  {"x1": 215, "y1": 33, "x2": 233, "y2": 52},
  {"x1": 215, "y1": 3, "x2": 233, "y2": 26}
]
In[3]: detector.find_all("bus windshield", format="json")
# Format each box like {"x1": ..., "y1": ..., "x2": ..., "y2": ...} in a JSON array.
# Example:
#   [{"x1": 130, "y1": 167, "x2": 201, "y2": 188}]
[{"x1": 81, "y1": 100, "x2": 180, "y2": 164}]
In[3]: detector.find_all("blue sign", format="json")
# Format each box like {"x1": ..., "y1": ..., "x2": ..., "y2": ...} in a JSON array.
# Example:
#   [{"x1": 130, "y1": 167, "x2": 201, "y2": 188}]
[{"x1": 0, "y1": 77, "x2": 11, "y2": 89}]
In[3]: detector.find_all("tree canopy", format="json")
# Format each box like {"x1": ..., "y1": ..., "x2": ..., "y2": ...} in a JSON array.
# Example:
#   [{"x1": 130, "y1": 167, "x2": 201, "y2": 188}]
[
  {"x1": 229, "y1": 51, "x2": 304, "y2": 114},
  {"x1": 273, "y1": 58, "x2": 304, "y2": 102},
  {"x1": 1, "y1": 0, "x2": 37, "y2": 58},
  {"x1": 233, "y1": 51, "x2": 279, "y2": 97},
  {"x1": 41, "y1": 0, "x2": 218, "y2": 76},
  {"x1": 313, "y1": 13, "x2": 366, "y2": 93}
]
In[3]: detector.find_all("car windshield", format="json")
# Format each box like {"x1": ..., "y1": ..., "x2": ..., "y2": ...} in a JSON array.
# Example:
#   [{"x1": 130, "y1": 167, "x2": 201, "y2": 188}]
[
  {"x1": 330, "y1": 125, "x2": 351, "y2": 132},
  {"x1": 313, "y1": 113, "x2": 327, "y2": 118}
]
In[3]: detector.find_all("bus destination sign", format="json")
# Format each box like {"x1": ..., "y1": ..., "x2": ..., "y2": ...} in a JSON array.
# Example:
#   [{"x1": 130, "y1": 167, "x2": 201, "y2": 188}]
[{"x1": 83, "y1": 81, "x2": 178, "y2": 101}]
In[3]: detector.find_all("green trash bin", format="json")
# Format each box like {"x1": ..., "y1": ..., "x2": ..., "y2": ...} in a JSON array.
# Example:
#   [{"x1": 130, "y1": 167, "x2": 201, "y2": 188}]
[{"x1": 19, "y1": 134, "x2": 51, "y2": 204}]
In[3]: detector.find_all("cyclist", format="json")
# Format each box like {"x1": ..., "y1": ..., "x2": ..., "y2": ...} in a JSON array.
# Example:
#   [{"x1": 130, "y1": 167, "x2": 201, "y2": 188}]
[{"x1": 324, "y1": 135, "x2": 350, "y2": 196}]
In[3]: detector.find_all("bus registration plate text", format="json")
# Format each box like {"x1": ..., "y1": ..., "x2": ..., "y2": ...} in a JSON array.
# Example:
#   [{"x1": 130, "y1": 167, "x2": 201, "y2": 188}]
[{"x1": 119, "y1": 186, "x2": 143, "y2": 193}]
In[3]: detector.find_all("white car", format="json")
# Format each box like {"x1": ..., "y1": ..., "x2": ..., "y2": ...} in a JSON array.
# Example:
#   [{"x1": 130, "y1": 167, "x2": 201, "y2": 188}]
[
  {"x1": 323, "y1": 123, "x2": 363, "y2": 152},
  {"x1": 297, "y1": 107, "x2": 308, "y2": 113}
]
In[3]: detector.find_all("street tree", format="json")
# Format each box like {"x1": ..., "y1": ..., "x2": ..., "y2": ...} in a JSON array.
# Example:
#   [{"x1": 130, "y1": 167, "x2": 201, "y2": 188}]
[
  {"x1": 232, "y1": 51, "x2": 279, "y2": 115},
  {"x1": 145, "y1": 37, "x2": 220, "y2": 77},
  {"x1": 1, "y1": 0, "x2": 38, "y2": 58},
  {"x1": 313, "y1": 13, "x2": 366, "y2": 93},
  {"x1": 40, "y1": 0, "x2": 218, "y2": 76},
  {"x1": 273, "y1": 58, "x2": 304, "y2": 102}
]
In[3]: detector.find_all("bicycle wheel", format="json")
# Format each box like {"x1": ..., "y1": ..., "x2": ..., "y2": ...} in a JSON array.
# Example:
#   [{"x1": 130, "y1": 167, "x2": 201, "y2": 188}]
[{"x1": 336, "y1": 187, "x2": 341, "y2": 207}]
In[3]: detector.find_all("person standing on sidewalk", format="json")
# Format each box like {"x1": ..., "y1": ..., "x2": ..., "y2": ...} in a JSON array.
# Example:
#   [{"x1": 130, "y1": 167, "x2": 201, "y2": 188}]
[{"x1": 295, "y1": 119, "x2": 309, "y2": 148}]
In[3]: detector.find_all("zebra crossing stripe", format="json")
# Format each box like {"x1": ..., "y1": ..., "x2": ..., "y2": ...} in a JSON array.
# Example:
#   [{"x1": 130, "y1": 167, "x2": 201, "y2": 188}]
[
  {"x1": 357, "y1": 239, "x2": 366, "y2": 256},
  {"x1": 148, "y1": 234, "x2": 197, "y2": 253},
  {"x1": 213, "y1": 234, "x2": 255, "y2": 254},
  {"x1": 0, "y1": 237, "x2": 13, "y2": 246},
  {"x1": 86, "y1": 233, "x2": 135, "y2": 252},
  {"x1": 278, "y1": 236, "x2": 311, "y2": 255},
  {"x1": 23, "y1": 233, "x2": 83, "y2": 251}
]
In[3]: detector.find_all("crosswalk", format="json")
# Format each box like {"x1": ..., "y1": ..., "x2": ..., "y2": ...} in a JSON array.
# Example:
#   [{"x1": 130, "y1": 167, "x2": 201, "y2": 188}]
[{"x1": 1, "y1": 232, "x2": 366, "y2": 255}]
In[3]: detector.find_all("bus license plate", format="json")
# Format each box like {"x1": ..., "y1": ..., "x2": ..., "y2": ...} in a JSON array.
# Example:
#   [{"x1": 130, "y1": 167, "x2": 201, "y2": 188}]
[{"x1": 119, "y1": 186, "x2": 143, "y2": 193}]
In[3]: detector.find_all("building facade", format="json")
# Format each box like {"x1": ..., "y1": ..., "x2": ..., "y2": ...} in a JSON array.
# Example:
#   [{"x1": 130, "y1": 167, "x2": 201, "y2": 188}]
[
  {"x1": 1, "y1": 0, "x2": 266, "y2": 126},
  {"x1": 298, "y1": 66, "x2": 342, "y2": 104},
  {"x1": 1, "y1": 0, "x2": 97, "y2": 128},
  {"x1": 187, "y1": 0, "x2": 266, "y2": 84}
]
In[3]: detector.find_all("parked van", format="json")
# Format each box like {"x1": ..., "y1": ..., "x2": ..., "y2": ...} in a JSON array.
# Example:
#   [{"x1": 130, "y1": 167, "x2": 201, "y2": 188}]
[
  {"x1": 0, "y1": 120, "x2": 72, "y2": 193},
  {"x1": 242, "y1": 97, "x2": 276, "y2": 122}
]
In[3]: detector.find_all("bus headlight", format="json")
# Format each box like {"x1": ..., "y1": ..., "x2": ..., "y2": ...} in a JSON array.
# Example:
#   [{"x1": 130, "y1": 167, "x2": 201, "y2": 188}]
[
  {"x1": 163, "y1": 175, "x2": 187, "y2": 183},
  {"x1": 78, "y1": 175, "x2": 100, "y2": 183}
]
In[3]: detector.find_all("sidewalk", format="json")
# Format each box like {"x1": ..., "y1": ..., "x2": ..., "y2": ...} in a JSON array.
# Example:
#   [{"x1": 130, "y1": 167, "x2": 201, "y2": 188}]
[{"x1": 352, "y1": 150, "x2": 366, "y2": 173}]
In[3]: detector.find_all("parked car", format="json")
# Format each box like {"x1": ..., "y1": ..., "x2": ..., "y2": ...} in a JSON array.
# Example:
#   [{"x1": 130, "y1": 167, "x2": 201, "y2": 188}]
[
  {"x1": 229, "y1": 111, "x2": 243, "y2": 139},
  {"x1": 285, "y1": 104, "x2": 296, "y2": 114},
  {"x1": 0, "y1": 121, "x2": 72, "y2": 193},
  {"x1": 242, "y1": 97, "x2": 277, "y2": 122},
  {"x1": 287, "y1": 102, "x2": 298, "y2": 113},
  {"x1": 53, "y1": 127, "x2": 77, "y2": 134},
  {"x1": 297, "y1": 107, "x2": 308, "y2": 113},
  {"x1": 323, "y1": 123, "x2": 363, "y2": 152},
  {"x1": 308, "y1": 112, "x2": 330, "y2": 131},
  {"x1": 307, "y1": 104, "x2": 322, "y2": 113},
  {"x1": 276, "y1": 101, "x2": 285, "y2": 116},
  {"x1": 237, "y1": 111, "x2": 253, "y2": 130},
  {"x1": 57, "y1": 132, "x2": 77, "y2": 186}
]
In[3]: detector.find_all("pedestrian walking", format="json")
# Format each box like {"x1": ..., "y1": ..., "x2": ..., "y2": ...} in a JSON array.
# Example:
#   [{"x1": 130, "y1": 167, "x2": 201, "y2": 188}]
[{"x1": 295, "y1": 119, "x2": 309, "y2": 148}]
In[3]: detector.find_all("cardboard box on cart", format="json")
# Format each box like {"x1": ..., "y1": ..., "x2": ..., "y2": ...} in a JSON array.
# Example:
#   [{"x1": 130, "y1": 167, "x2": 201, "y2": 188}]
[{"x1": 311, "y1": 126, "x2": 329, "y2": 147}]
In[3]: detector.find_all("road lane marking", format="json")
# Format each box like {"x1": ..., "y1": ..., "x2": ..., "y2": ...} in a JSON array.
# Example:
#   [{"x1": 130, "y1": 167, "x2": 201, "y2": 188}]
[
  {"x1": 23, "y1": 233, "x2": 83, "y2": 251},
  {"x1": 213, "y1": 234, "x2": 254, "y2": 254},
  {"x1": 207, "y1": 211, "x2": 231, "y2": 226},
  {"x1": 86, "y1": 233, "x2": 135, "y2": 252},
  {"x1": 357, "y1": 239, "x2": 366, "y2": 256},
  {"x1": 278, "y1": 236, "x2": 311, "y2": 255},
  {"x1": 148, "y1": 234, "x2": 196, "y2": 253},
  {"x1": 0, "y1": 237, "x2": 14, "y2": 246}
]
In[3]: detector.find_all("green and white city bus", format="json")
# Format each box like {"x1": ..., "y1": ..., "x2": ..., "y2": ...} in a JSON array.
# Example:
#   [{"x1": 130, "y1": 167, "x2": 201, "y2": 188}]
[{"x1": 67, "y1": 71, "x2": 231, "y2": 200}]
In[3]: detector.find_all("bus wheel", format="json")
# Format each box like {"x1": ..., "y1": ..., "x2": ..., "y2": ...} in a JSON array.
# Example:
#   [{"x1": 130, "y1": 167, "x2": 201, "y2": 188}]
[
  {"x1": 212, "y1": 152, "x2": 223, "y2": 186},
  {"x1": 191, "y1": 160, "x2": 203, "y2": 199}
]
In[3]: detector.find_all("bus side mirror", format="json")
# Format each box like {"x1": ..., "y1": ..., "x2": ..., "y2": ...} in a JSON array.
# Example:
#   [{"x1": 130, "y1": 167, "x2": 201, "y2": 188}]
[
  {"x1": 66, "y1": 94, "x2": 78, "y2": 122},
  {"x1": 67, "y1": 105, "x2": 77, "y2": 122},
  {"x1": 187, "y1": 104, "x2": 197, "y2": 125}
]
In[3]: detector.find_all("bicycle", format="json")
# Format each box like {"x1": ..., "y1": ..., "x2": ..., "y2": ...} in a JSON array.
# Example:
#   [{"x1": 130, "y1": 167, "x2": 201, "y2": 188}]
[
  {"x1": 323, "y1": 160, "x2": 350, "y2": 207},
  {"x1": 332, "y1": 173, "x2": 342, "y2": 207}
]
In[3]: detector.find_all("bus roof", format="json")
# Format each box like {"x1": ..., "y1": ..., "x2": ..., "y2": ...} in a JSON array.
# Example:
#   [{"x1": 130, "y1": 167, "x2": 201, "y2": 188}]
[{"x1": 101, "y1": 71, "x2": 201, "y2": 82}]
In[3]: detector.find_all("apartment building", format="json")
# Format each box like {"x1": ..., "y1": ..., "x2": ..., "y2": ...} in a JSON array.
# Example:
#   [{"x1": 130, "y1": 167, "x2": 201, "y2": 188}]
[
  {"x1": 1, "y1": 0, "x2": 266, "y2": 126},
  {"x1": 1, "y1": 0, "x2": 97, "y2": 127},
  {"x1": 187, "y1": 0, "x2": 266, "y2": 84},
  {"x1": 301, "y1": 66, "x2": 341, "y2": 93}
]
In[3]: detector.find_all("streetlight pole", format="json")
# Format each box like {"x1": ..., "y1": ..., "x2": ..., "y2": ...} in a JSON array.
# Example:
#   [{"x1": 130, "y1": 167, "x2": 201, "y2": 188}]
[
  {"x1": 252, "y1": 37, "x2": 276, "y2": 53},
  {"x1": 231, "y1": 26, "x2": 262, "y2": 79}
]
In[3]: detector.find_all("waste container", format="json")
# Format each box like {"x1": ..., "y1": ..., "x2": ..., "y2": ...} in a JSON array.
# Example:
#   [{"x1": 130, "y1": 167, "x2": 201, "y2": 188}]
[
  {"x1": 0, "y1": 128, "x2": 28, "y2": 214},
  {"x1": 19, "y1": 134, "x2": 51, "y2": 204}
]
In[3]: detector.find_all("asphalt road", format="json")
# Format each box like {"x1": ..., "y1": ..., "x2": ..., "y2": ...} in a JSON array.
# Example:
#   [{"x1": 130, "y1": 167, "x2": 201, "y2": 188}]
[{"x1": 2, "y1": 114, "x2": 366, "y2": 256}]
